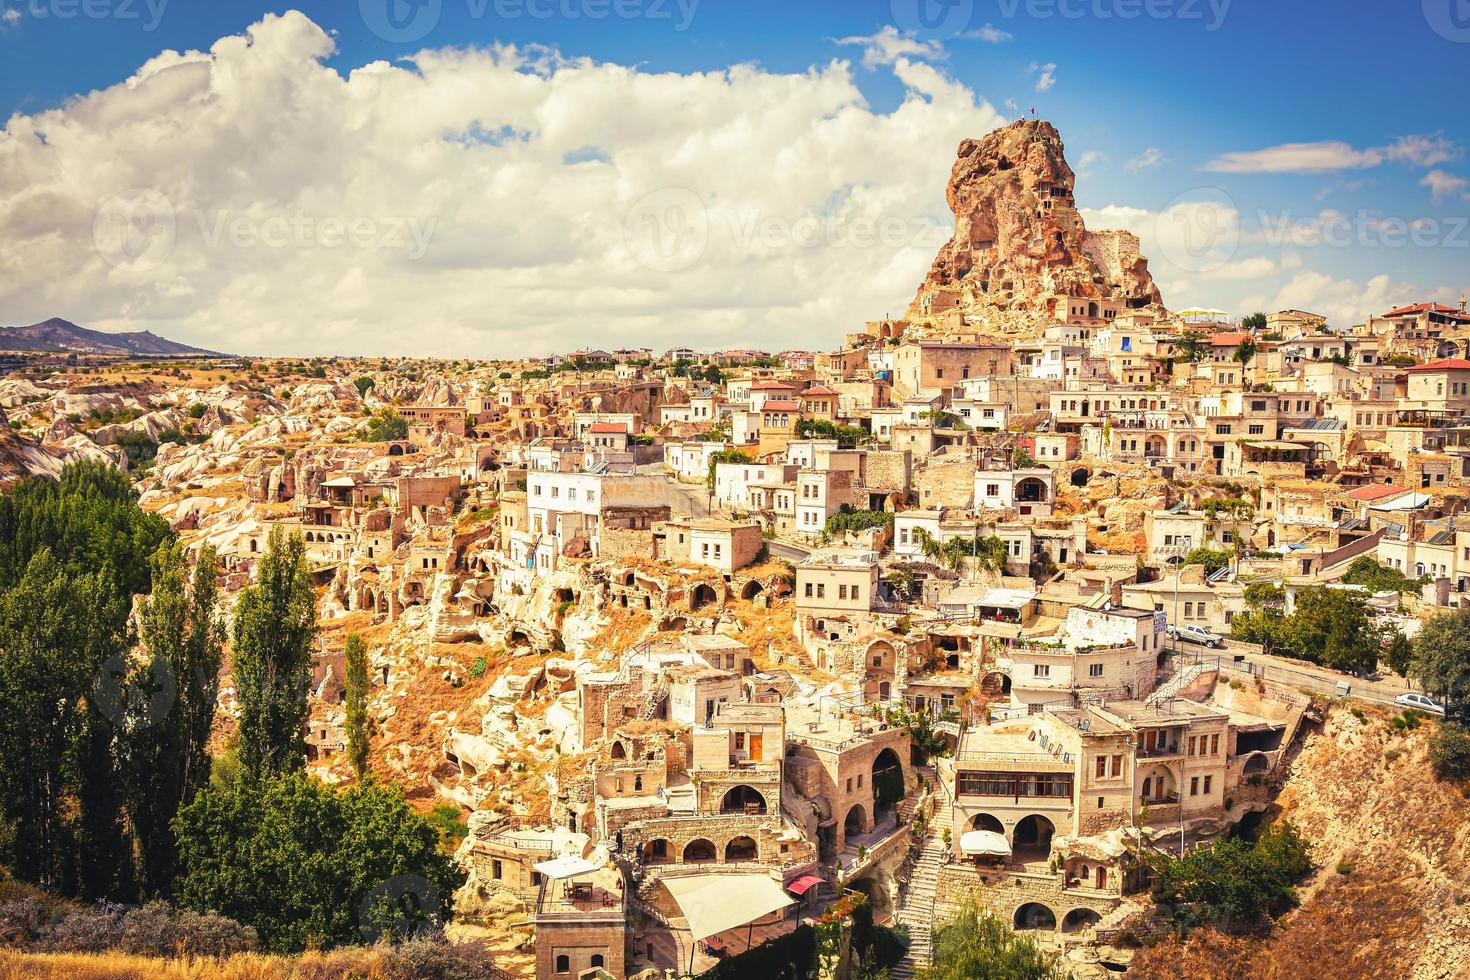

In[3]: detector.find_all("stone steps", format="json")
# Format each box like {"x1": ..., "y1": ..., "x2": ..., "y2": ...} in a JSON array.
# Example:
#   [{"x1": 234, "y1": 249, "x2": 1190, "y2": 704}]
[{"x1": 890, "y1": 830, "x2": 949, "y2": 978}]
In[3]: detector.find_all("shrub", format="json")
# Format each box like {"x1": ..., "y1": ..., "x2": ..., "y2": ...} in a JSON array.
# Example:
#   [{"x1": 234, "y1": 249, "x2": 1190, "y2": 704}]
[
  {"x1": 1429, "y1": 722, "x2": 1470, "y2": 780},
  {"x1": 468, "y1": 656, "x2": 488, "y2": 679}
]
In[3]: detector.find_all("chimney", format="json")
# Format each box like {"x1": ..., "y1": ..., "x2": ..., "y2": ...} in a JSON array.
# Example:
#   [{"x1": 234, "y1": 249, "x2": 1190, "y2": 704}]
[{"x1": 1110, "y1": 581, "x2": 1123, "y2": 608}]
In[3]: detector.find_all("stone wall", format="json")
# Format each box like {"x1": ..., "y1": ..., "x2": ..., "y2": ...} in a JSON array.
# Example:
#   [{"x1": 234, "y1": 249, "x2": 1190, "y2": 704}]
[
  {"x1": 864, "y1": 450, "x2": 913, "y2": 495},
  {"x1": 934, "y1": 863, "x2": 1119, "y2": 933},
  {"x1": 916, "y1": 455, "x2": 976, "y2": 508}
]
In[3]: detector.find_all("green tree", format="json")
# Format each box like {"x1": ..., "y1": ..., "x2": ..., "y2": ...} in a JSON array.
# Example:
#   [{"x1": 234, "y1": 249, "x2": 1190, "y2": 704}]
[
  {"x1": 1149, "y1": 821, "x2": 1311, "y2": 930},
  {"x1": 919, "y1": 897, "x2": 1066, "y2": 979},
  {"x1": 360, "y1": 408, "x2": 408, "y2": 442},
  {"x1": 1411, "y1": 607, "x2": 1470, "y2": 719},
  {"x1": 344, "y1": 632, "x2": 371, "y2": 782},
  {"x1": 233, "y1": 527, "x2": 319, "y2": 778},
  {"x1": 0, "y1": 464, "x2": 171, "y2": 898},
  {"x1": 1240, "y1": 311, "x2": 1268, "y2": 331},
  {"x1": 1184, "y1": 546, "x2": 1232, "y2": 574},
  {"x1": 1342, "y1": 555, "x2": 1427, "y2": 595},
  {"x1": 353, "y1": 375, "x2": 375, "y2": 398},
  {"x1": 1233, "y1": 338, "x2": 1258, "y2": 388},
  {"x1": 1383, "y1": 629, "x2": 1413, "y2": 677},
  {"x1": 124, "y1": 543, "x2": 225, "y2": 897},
  {"x1": 1428, "y1": 722, "x2": 1470, "y2": 780},
  {"x1": 1175, "y1": 331, "x2": 1209, "y2": 363},
  {"x1": 174, "y1": 772, "x2": 463, "y2": 953}
]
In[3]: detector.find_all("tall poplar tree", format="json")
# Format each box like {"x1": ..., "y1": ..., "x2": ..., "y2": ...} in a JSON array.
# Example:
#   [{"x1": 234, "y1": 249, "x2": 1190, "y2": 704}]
[
  {"x1": 343, "y1": 632, "x2": 370, "y2": 781},
  {"x1": 124, "y1": 543, "x2": 225, "y2": 896},
  {"x1": 232, "y1": 527, "x2": 318, "y2": 778}
]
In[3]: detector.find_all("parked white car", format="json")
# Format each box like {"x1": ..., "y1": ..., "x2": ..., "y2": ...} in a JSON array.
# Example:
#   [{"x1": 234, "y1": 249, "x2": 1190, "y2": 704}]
[
  {"x1": 1394, "y1": 691, "x2": 1446, "y2": 715},
  {"x1": 1167, "y1": 624, "x2": 1223, "y2": 648}
]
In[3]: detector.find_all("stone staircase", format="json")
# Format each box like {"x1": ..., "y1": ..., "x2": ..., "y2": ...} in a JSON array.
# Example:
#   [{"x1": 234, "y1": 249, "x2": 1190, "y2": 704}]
[
  {"x1": 890, "y1": 831, "x2": 948, "y2": 979},
  {"x1": 1147, "y1": 657, "x2": 1217, "y2": 706}
]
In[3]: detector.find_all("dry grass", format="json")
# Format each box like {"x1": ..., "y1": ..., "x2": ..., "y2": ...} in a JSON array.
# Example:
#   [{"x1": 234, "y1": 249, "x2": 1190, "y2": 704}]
[{"x1": 0, "y1": 946, "x2": 502, "y2": 980}]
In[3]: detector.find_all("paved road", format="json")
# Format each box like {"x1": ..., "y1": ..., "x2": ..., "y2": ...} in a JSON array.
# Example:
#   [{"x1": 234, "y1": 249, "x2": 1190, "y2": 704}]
[
  {"x1": 768, "y1": 540, "x2": 812, "y2": 562},
  {"x1": 1166, "y1": 638, "x2": 1421, "y2": 709}
]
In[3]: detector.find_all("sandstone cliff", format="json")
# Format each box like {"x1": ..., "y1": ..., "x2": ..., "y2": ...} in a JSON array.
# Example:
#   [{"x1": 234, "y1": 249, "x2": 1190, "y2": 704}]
[{"x1": 907, "y1": 119, "x2": 1166, "y2": 337}]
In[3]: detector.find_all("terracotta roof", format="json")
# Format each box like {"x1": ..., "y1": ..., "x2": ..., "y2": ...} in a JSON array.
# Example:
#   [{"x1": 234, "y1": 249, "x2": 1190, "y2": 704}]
[
  {"x1": 802, "y1": 386, "x2": 838, "y2": 396},
  {"x1": 587, "y1": 423, "x2": 628, "y2": 433},
  {"x1": 1405, "y1": 358, "x2": 1470, "y2": 372},
  {"x1": 1383, "y1": 302, "x2": 1467, "y2": 317},
  {"x1": 1346, "y1": 484, "x2": 1404, "y2": 501},
  {"x1": 1208, "y1": 332, "x2": 1253, "y2": 346},
  {"x1": 761, "y1": 399, "x2": 801, "y2": 412},
  {"x1": 750, "y1": 381, "x2": 796, "y2": 390}
]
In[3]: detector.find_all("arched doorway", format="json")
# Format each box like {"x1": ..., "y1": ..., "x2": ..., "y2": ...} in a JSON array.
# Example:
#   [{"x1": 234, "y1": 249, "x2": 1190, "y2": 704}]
[
  {"x1": 1062, "y1": 908, "x2": 1101, "y2": 934},
  {"x1": 1014, "y1": 903, "x2": 1057, "y2": 930},
  {"x1": 871, "y1": 748, "x2": 905, "y2": 825},
  {"x1": 690, "y1": 583, "x2": 718, "y2": 610},
  {"x1": 968, "y1": 812, "x2": 1004, "y2": 834},
  {"x1": 741, "y1": 580, "x2": 764, "y2": 601},
  {"x1": 1013, "y1": 814, "x2": 1055, "y2": 863},
  {"x1": 1243, "y1": 753, "x2": 1271, "y2": 775},
  {"x1": 843, "y1": 804, "x2": 868, "y2": 842},
  {"x1": 1070, "y1": 467, "x2": 1091, "y2": 488},
  {"x1": 683, "y1": 839, "x2": 716, "y2": 864},
  {"x1": 720, "y1": 785, "x2": 768, "y2": 815},
  {"x1": 644, "y1": 839, "x2": 671, "y2": 865},
  {"x1": 724, "y1": 836, "x2": 758, "y2": 862},
  {"x1": 1015, "y1": 477, "x2": 1049, "y2": 502}
]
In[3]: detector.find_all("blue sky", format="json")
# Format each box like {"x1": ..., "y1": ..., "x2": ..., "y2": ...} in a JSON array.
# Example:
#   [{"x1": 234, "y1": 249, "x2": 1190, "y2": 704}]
[{"x1": 1, "y1": 0, "x2": 1467, "y2": 354}]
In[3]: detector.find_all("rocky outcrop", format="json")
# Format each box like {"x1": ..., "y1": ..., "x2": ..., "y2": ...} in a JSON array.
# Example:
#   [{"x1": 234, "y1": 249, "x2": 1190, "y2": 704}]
[{"x1": 907, "y1": 119, "x2": 1166, "y2": 337}]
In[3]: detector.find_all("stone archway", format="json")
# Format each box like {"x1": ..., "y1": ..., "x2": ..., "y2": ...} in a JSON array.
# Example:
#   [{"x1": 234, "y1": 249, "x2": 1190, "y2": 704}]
[
  {"x1": 1070, "y1": 467, "x2": 1091, "y2": 487},
  {"x1": 644, "y1": 838, "x2": 672, "y2": 865},
  {"x1": 690, "y1": 582, "x2": 718, "y2": 611},
  {"x1": 720, "y1": 785, "x2": 769, "y2": 815},
  {"x1": 724, "y1": 836, "x2": 758, "y2": 863},
  {"x1": 741, "y1": 580, "x2": 764, "y2": 601},
  {"x1": 843, "y1": 803, "x2": 868, "y2": 842},
  {"x1": 968, "y1": 812, "x2": 1004, "y2": 834},
  {"x1": 871, "y1": 747, "x2": 905, "y2": 824},
  {"x1": 1243, "y1": 752, "x2": 1271, "y2": 775},
  {"x1": 1062, "y1": 908, "x2": 1101, "y2": 934},
  {"x1": 683, "y1": 839, "x2": 717, "y2": 864},
  {"x1": 1013, "y1": 814, "x2": 1055, "y2": 863},
  {"x1": 1014, "y1": 902, "x2": 1057, "y2": 931}
]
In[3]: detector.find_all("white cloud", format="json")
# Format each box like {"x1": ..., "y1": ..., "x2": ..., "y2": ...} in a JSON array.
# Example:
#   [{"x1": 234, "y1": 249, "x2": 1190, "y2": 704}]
[
  {"x1": 0, "y1": 12, "x2": 1007, "y2": 357},
  {"x1": 1196, "y1": 256, "x2": 1277, "y2": 281},
  {"x1": 834, "y1": 26, "x2": 945, "y2": 69},
  {"x1": 1076, "y1": 151, "x2": 1105, "y2": 178},
  {"x1": 1125, "y1": 148, "x2": 1166, "y2": 173},
  {"x1": 1244, "y1": 271, "x2": 1432, "y2": 327},
  {"x1": 1028, "y1": 62, "x2": 1056, "y2": 92},
  {"x1": 1203, "y1": 134, "x2": 1458, "y2": 173},
  {"x1": 1421, "y1": 169, "x2": 1470, "y2": 203},
  {"x1": 960, "y1": 25, "x2": 1013, "y2": 43},
  {"x1": 1, "y1": 7, "x2": 20, "y2": 26}
]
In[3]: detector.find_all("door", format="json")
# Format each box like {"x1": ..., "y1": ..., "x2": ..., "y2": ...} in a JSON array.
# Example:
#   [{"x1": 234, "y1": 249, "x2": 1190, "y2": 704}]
[
  {"x1": 749, "y1": 733, "x2": 763, "y2": 761},
  {"x1": 1096, "y1": 866, "x2": 1107, "y2": 889}
]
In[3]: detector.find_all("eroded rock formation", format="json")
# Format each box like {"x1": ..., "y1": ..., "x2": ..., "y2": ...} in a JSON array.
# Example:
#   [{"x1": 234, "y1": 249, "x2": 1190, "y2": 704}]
[{"x1": 907, "y1": 119, "x2": 1166, "y2": 336}]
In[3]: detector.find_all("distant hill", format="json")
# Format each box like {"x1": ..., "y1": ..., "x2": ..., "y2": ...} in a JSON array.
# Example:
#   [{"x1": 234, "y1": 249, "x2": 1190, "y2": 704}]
[{"x1": 0, "y1": 318, "x2": 226, "y2": 357}]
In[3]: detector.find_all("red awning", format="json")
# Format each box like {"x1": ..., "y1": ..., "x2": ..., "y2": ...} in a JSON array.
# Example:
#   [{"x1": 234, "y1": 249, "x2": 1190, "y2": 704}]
[{"x1": 785, "y1": 874, "x2": 825, "y2": 896}]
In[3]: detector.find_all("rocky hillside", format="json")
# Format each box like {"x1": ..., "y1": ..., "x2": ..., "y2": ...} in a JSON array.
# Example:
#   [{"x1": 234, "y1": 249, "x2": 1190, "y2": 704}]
[
  {"x1": 907, "y1": 119, "x2": 1166, "y2": 337},
  {"x1": 0, "y1": 317, "x2": 224, "y2": 356},
  {"x1": 1130, "y1": 706, "x2": 1470, "y2": 980}
]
